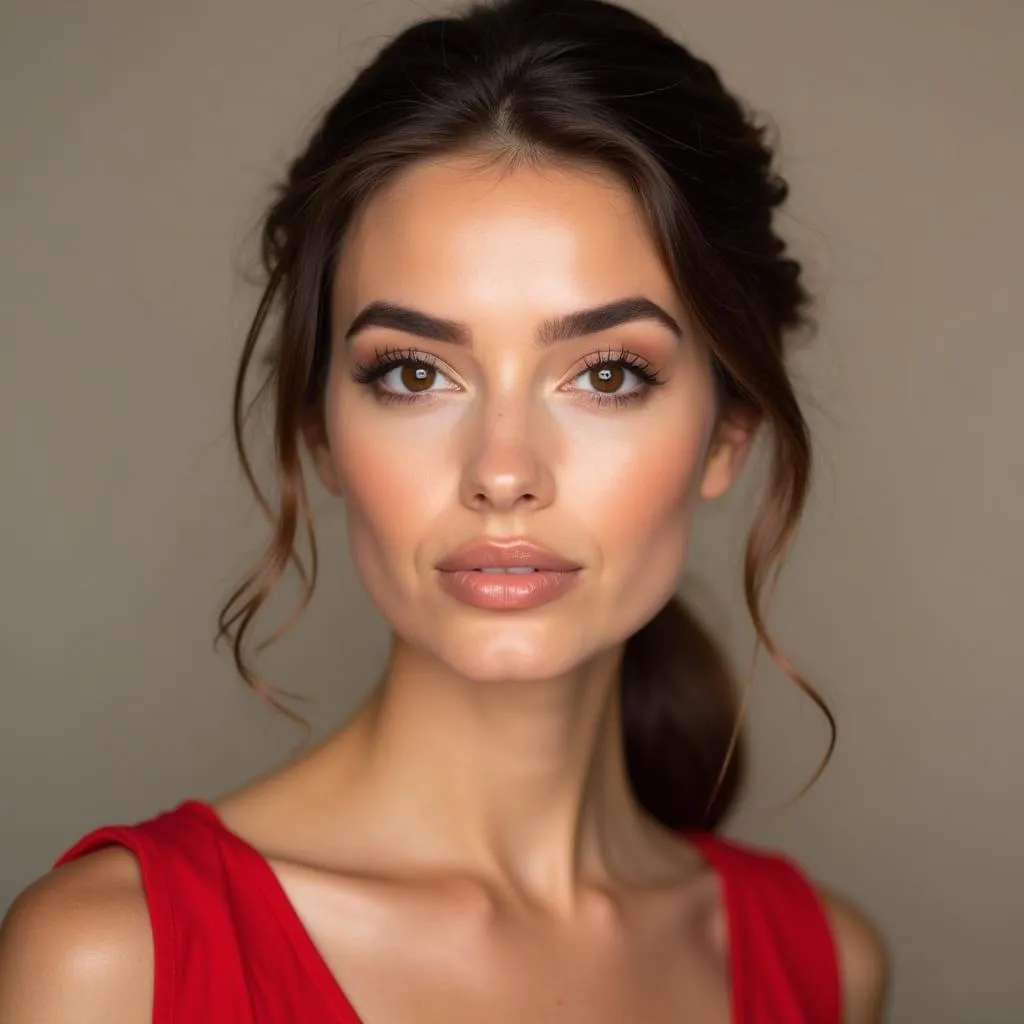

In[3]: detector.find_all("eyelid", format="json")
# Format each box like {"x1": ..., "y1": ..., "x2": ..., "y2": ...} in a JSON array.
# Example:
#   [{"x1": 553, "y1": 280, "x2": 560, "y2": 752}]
[
  {"x1": 351, "y1": 346, "x2": 462, "y2": 388},
  {"x1": 560, "y1": 347, "x2": 664, "y2": 390}
]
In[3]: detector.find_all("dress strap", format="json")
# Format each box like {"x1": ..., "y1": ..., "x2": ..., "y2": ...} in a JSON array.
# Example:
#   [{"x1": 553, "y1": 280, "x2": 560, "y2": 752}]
[
  {"x1": 683, "y1": 831, "x2": 842, "y2": 1023},
  {"x1": 55, "y1": 802, "x2": 276, "y2": 1023},
  {"x1": 55, "y1": 801, "x2": 359, "y2": 1024}
]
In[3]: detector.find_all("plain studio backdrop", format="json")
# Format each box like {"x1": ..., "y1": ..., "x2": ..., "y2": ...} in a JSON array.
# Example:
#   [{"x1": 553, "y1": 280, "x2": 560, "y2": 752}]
[{"x1": 2, "y1": 1, "x2": 1021, "y2": 1020}]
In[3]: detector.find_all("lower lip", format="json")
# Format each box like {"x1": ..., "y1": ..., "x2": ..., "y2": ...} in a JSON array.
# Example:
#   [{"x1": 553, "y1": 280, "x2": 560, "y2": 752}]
[{"x1": 436, "y1": 569, "x2": 582, "y2": 610}]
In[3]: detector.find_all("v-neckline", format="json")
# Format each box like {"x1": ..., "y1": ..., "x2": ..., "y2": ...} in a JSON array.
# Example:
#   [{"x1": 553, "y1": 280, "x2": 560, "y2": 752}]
[{"x1": 182, "y1": 800, "x2": 740, "y2": 1023}]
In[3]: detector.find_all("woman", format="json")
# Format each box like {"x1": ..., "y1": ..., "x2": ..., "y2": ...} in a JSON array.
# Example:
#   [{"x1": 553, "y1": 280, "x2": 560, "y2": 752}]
[{"x1": 0, "y1": 0, "x2": 890, "y2": 1020}]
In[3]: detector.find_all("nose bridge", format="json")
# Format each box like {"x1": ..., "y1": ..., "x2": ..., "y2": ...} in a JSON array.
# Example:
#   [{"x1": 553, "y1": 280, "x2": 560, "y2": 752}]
[{"x1": 459, "y1": 385, "x2": 555, "y2": 512}]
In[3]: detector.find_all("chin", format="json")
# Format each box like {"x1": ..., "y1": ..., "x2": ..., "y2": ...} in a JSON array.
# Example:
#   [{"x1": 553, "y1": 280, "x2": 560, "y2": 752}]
[
  {"x1": 446, "y1": 651, "x2": 584, "y2": 686},
  {"x1": 423, "y1": 619, "x2": 617, "y2": 685}
]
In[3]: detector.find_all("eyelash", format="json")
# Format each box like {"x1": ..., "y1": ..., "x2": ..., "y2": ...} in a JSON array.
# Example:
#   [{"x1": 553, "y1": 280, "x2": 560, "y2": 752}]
[{"x1": 350, "y1": 345, "x2": 667, "y2": 408}]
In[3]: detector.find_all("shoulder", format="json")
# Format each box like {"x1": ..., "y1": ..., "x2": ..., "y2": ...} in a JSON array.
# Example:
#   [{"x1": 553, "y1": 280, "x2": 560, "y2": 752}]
[
  {"x1": 0, "y1": 847, "x2": 153, "y2": 1023},
  {"x1": 817, "y1": 885, "x2": 891, "y2": 1024},
  {"x1": 696, "y1": 835, "x2": 891, "y2": 1022}
]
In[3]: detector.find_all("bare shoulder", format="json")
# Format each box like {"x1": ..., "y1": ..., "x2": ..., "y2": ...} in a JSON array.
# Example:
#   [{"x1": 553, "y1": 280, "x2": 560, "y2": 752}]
[
  {"x1": 0, "y1": 847, "x2": 153, "y2": 1023},
  {"x1": 817, "y1": 885, "x2": 892, "y2": 1023}
]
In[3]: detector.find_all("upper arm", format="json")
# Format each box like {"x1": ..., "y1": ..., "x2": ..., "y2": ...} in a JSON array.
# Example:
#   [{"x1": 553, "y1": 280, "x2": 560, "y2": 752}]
[
  {"x1": 819, "y1": 886, "x2": 892, "y2": 1024},
  {"x1": 0, "y1": 848, "x2": 154, "y2": 1023}
]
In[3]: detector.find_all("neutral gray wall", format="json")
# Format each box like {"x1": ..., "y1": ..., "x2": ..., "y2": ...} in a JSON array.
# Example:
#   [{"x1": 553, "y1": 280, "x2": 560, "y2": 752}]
[{"x1": 2, "y1": 1, "x2": 1021, "y2": 1020}]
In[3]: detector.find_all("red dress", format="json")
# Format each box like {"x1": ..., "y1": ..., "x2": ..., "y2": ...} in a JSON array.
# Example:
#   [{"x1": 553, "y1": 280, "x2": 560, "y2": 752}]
[{"x1": 55, "y1": 801, "x2": 841, "y2": 1022}]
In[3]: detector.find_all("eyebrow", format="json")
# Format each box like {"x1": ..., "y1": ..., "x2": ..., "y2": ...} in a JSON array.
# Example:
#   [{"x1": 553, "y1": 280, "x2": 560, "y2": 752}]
[{"x1": 342, "y1": 295, "x2": 683, "y2": 347}]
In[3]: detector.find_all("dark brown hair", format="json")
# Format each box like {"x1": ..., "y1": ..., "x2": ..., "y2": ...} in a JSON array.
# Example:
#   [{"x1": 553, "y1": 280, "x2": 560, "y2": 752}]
[{"x1": 217, "y1": 0, "x2": 835, "y2": 831}]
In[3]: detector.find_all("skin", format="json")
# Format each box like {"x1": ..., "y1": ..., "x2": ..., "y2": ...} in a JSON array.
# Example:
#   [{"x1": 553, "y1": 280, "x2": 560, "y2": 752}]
[{"x1": 0, "y1": 152, "x2": 890, "y2": 1022}]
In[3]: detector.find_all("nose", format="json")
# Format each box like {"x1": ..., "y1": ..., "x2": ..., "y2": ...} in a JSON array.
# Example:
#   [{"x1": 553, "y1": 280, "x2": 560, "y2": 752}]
[{"x1": 458, "y1": 401, "x2": 556, "y2": 514}]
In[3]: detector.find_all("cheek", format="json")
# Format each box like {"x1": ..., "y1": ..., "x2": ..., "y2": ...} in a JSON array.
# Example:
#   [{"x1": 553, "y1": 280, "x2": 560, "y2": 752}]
[
  {"x1": 328, "y1": 399, "x2": 456, "y2": 574},
  {"x1": 556, "y1": 399, "x2": 712, "y2": 625},
  {"x1": 562, "y1": 406, "x2": 709, "y2": 543}
]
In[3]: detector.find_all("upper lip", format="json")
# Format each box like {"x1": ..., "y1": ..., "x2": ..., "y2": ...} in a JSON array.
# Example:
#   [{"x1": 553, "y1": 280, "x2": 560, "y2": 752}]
[{"x1": 436, "y1": 538, "x2": 582, "y2": 572}]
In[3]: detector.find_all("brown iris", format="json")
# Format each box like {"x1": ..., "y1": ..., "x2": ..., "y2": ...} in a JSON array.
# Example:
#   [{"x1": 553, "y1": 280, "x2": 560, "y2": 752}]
[
  {"x1": 591, "y1": 363, "x2": 624, "y2": 393},
  {"x1": 401, "y1": 363, "x2": 437, "y2": 392}
]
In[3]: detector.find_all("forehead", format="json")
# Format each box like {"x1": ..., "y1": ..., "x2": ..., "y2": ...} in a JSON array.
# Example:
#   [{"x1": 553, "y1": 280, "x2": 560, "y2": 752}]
[{"x1": 333, "y1": 153, "x2": 684, "y2": 325}]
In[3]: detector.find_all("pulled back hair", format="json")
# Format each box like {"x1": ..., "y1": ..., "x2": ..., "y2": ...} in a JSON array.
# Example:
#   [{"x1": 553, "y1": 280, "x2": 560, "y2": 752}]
[{"x1": 218, "y1": 0, "x2": 835, "y2": 831}]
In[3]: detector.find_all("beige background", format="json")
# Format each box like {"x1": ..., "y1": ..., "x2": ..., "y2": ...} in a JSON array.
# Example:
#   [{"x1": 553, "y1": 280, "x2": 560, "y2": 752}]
[{"x1": 2, "y1": 1, "x2": 1021, "y2": 1020}]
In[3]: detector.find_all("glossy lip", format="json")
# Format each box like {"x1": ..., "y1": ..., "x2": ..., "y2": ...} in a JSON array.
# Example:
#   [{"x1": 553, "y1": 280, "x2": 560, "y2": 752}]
[
  {"x1": 435, "y1": 538, "x2": 582, "y2": 573},
  {"x1": 436, "y1": 566, "x2": 582, "y2": 611}
]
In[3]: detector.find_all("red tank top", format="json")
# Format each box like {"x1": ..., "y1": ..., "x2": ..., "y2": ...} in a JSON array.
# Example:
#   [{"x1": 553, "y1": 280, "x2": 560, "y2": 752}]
[{"x1": 54, "y1": 801, "x2": 841, "y2": 1023}]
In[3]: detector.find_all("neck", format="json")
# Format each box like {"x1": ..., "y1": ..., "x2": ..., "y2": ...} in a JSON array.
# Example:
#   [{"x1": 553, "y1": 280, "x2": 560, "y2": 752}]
[{"x1": 332, "y1": 634, "x2": 664, "y2": 910}]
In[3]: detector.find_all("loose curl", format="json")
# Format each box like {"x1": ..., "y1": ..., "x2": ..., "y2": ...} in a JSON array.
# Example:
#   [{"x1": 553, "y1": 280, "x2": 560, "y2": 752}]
[{"x1": 217, "y1": 0, "x2": 835, "y2": 831}]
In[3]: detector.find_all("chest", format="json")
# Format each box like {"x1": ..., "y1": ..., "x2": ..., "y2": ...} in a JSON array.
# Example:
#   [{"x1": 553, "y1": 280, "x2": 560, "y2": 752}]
[{"x1": 274, "y1": 868, "x2": 734, "y2": 1024}]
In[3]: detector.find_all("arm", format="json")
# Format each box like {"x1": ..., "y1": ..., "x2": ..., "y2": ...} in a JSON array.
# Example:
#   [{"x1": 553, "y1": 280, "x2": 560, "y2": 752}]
[
  {"x1": 820, "y1": 887, "x2": 892, "y2": 1024},
  {"x1": 0, "y1": 848, "x2": 154, "y2": 1023}
]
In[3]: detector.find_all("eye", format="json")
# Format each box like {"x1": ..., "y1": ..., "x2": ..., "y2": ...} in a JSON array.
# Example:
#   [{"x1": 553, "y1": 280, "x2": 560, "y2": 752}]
[
  {"x1": 378, "y1": 360, "x2": 454, "y2": 395},
  {"x1": 351, "y1": 347, "x2": 459, "y2": 405},
  {"x1": 568, "y1": 349, "x2": 665, "y2": 406},
  {"x1": 574, "y1": 362, "x2": 635, "y2": 394}
]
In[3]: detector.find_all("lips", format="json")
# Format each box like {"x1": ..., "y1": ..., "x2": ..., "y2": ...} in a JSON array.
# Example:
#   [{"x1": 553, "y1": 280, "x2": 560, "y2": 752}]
[{"x1": 435, "y1": 538, "x2": 582, "y2": 573}]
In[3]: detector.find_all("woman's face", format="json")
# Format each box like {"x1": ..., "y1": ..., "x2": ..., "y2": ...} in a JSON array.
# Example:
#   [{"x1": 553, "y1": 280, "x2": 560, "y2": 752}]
[{"x1": 311, "y1": 152, "x2": 751, "y2": 683}]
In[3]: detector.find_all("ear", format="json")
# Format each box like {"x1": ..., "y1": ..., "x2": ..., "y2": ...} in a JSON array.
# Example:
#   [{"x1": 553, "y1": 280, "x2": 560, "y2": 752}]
[
  {"x1": 699, "y1": 405, "x2": 759, "y2": 501},
  {"x1": 301, "y1": 412, "x2": 344, "y2": 497}
]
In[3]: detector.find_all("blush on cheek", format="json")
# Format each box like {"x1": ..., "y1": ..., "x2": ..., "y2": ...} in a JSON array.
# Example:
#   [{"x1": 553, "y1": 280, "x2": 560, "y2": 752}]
[
  {"x1": 333, "y1": 418, "x2": 452, "y2": 615},
  {"x1": 594, "y1": 428, "x2": 707, "y2": 628},
  {"x1": 334, "y1": 411, "x2": 427, "y2": 511},
  {"x1": 343, "y1": 508, "x2": 408, "y2": 629}
]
